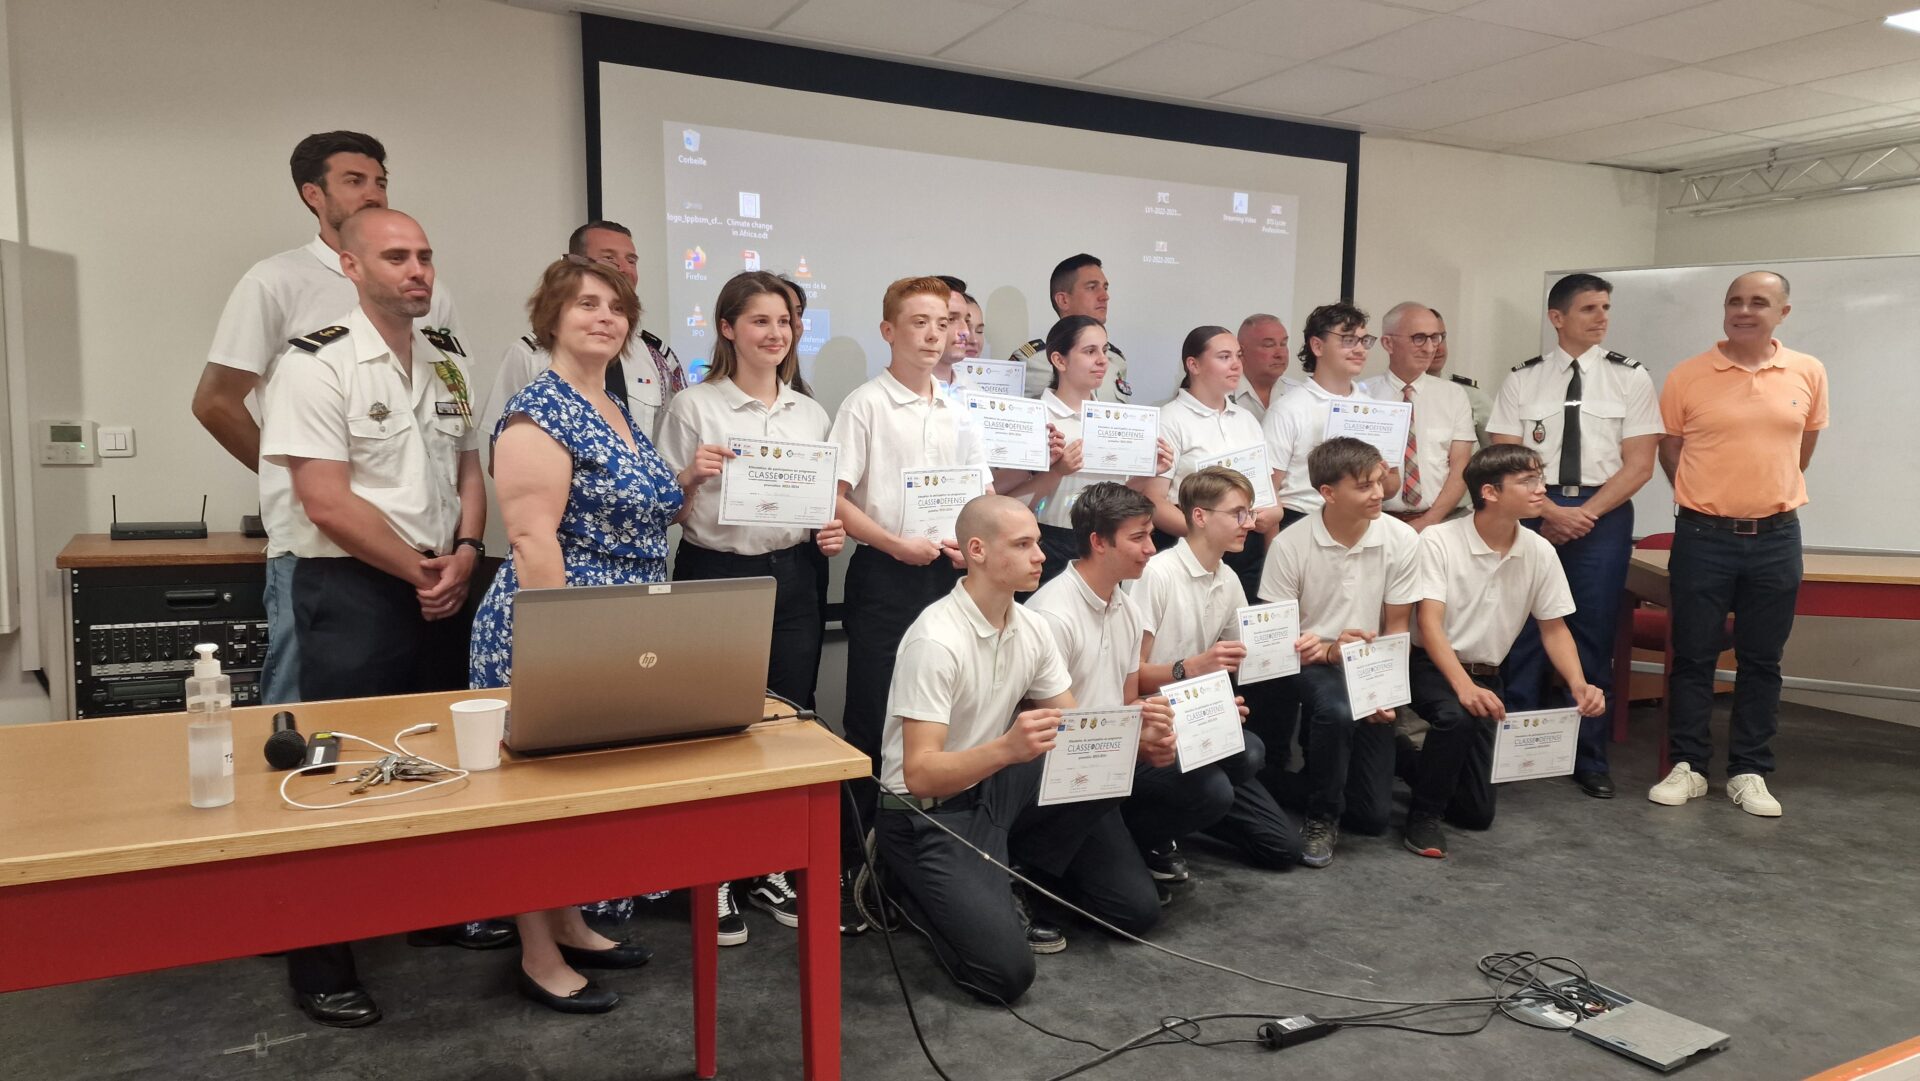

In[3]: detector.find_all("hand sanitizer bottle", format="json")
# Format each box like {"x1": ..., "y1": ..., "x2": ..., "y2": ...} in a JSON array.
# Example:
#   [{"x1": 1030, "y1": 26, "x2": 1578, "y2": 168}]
[{"x1": 186, "y1": 643, "x2": 234, "y2": 808}]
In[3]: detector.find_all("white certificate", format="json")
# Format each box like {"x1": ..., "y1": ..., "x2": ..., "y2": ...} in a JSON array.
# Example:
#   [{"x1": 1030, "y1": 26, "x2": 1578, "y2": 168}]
[
  {"x1": 1325, "y1": 399, "x2": 1413, "y2": 462},
  {"x1": 1164, "y1": 669, "x2": 1245, "y2": 772},
  {"x1": 898, "y1": 466, "x2": 987, "y2": 544},
  {"x1": 1038, "y1": 706, "x2": 1142, "y2": 806},
  {"x1": 1197, "y1": 444, "x2": 1278, "y2": 509},
  {"x1": 1080, "y1": 401, "x2": 1160, "y2": 477},
  {"x1": 717, "y1": 436, "x2": 839, "y2": 528},
  {"x1": 1340, "y1": 631, "x2": 1412, "y2": 720},
  {"x1": 1490, "y1": 708, "x2": 1580, "y2": 783},
  {"x1": 955, "y1": 359, "x2": 1026, "y2": 398},
  {"x1": 1235, "y1": 601, "x2": 1301, "y2": 684},
  {"x1": 963, "y1": 392, "x2": 1049, "y2": 471}
]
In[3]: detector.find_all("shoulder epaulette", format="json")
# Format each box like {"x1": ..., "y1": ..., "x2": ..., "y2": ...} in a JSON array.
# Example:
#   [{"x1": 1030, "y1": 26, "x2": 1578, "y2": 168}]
[
  {"x1": 640, "y1": 329, "x2": 665, "y2": 352},
  {"x1": 1107, "y1": 342, "x2": 1126, "y2": 359},
  {"x1": 1604, "y1": 350, "x2": 1640, "y2": 369},
  {"x1": 287, "y1": 325, "x2": 348, "y2": 353},
  {"x1": 1448, "y1": 373, "x2": 1479, "y2": 389},
  {"x1": 1010, "y1": 338, "x2": 1044, "y2": 361},
  {"x1": 1511, "y1": 355, "x2": 1543, "y2": 372},
  {"x1": 422, "y1": 327, "x2": 465, "y2": 357},
  {"x1": 519, "y1": 334, "x2": 538, "y2": 352}
]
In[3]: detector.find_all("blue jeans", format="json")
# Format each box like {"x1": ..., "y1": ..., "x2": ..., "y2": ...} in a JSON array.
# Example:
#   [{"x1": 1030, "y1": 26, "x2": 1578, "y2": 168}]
[
  {"x1": 260, "y1": 554, "x2": 301, "y2": 706},
  {"x1": 1667, "y1": 517, "x2": 1802, "y2": 777},
  {"x1": 1502, "y1": 492, "x2": 1632, "y2": 774}
]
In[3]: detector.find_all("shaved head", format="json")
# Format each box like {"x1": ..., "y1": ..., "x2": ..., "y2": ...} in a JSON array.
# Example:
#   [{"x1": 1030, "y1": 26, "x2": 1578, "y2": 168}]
[
  {"x1": 339, "y1": 206, "x2": 422, "y2": 256},
  {"x1": 954, "y1": 494, "x2": 1032, "y2": 549},
  {"x1": 337, "y1": 207, "x2": 432, "y2": 320}
]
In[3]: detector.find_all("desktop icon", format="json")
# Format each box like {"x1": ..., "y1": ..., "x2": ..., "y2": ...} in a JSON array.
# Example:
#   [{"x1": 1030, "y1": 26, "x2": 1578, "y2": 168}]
[
  {"x1": 794, "y1": 257, "x2": 811, "y2": 279},
  {"x1": 682, "y1": 129, "x2": 701, "y2": 152},
  {"x1": 739, "y1": 192, "x2": 761, "y2": 218},
  {"x1": 1232, "y1": 192, "x2": 1249, "y2": 214},
  {"x1": 741, "y1": 249, "x2": 761, "y2": 270},
  {"x1": 687, "y1": 306, "x2": 707, "y2": 329},
  {"x1": 684, "y1": 246, "x2": 707, "y2": 271}
]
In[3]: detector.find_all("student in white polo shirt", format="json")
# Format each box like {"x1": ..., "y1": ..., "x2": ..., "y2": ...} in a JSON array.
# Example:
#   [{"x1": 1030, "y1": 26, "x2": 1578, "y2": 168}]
[
  {"x1": 1256, "y1": 438, "x2": 1418, "y2": 868},
  {"x1": 1402, "y1": 445, "x2": 1605, "y2": 859},
  {"x1": 1361, "y1": 302, "x2": 1476, "y2": 532},
  {"x1": 1264, "y1": 302, "x2": 1398, "y2": 530},
  {"x1": 876, "y1": 496, "x2": 1160, "y2": 1004},
  {"x1": 1136, "y1": 467, "x2": 1303, "y2": 872},
  {"x1": 1025, "y1": 483, "x2": 1225, "y2": 898}
]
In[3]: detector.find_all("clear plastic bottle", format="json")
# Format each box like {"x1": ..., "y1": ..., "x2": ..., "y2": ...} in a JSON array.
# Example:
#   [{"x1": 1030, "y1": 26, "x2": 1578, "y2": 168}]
[{"x1": 185, "y1": 643, "x2": 234, "y2": 808}]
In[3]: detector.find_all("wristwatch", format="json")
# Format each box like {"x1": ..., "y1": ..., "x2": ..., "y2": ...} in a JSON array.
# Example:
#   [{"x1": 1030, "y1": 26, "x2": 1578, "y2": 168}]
[
  {"x1": 454, "y1": 537, "x2": 486, "y2": 558},
  {"x1": 1171, "y1": 658, "x2": 1186, "y2": 682}
]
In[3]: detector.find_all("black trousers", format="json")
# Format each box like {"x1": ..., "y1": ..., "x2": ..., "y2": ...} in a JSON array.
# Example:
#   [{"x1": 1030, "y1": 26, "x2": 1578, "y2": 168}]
[
  {"x1": 1195, "y1": 730, "x2": 1302, "y2": 868},
  {"x1": 841, "y1": 545, "x2": 962, "y2": 856},
  {"x1": 1288, "y1": 665, "x2": 1396, "y2": 833},
  {"x1": 284, "y1": 556, "x2": 474, "y2": 994},
  {"x1": 673, "y1": 540, "x2": 824, "y2": 710},
  {"x1": 1122, "y1": 758, "x2": 1234, "y2": 854},
  {"x1": 875, "y1": 758, "x2": 1159, "y2": 1004},
  {"x1": 1406, "y1": 648, "x2": 1500, "y2": 830}
]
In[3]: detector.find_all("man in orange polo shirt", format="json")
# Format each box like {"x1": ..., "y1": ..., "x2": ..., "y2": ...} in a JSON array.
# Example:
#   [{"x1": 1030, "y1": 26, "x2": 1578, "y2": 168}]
[{"x1": 1650, "y1": 270, "x2": 1827, "y2": 817}]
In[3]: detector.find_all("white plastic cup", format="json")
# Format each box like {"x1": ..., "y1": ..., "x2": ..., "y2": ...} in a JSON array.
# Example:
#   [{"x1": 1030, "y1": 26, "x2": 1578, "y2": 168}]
[{"x1": 450, "y1": 698, "x2": 508, "y2": 771}]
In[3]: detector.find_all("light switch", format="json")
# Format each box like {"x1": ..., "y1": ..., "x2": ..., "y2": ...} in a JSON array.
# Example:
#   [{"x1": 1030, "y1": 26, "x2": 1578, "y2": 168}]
[{"x1": 99, "y1": 425, "x2": 135, "y2": 458}]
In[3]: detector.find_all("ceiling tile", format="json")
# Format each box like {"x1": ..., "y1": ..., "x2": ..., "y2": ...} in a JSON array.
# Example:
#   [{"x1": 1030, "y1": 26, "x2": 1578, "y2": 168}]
[
  {"x1": 1587, "y1": 0, "x2": 1858, "y2": 64},
  {"x1": 1449, "y1": 41, "x2": 1680, "y2": 97},
  {"x1": 1084, "y1": 40, "x2": 1295, "y2": 99},
  {"x1": 1214, "y1": 63, "x2": 1425, "y2": 115},
  {"x1": 1455, "y1": 0, "x2": 1712, "y2": 39},
  {"x1": 1612, "y1": 132, "x2": 1771, "y2": 165},
  {"x1": 610, "y1": 0, "x2": 801, "y2": 28},
  {"x1": 1329, "y1": 80, "x2": 1536, "y2": 130},
  {"x1": 1320, "y1": 16, "x2": 1561, "y2": 82},
  {"x1": 1435, "y1": 67, "x2": 1774, "y2": 144},
  {"x1": 1699, "y1": 20, "x2": 1920, "y2": 83},
  {"x1": 1737, "y1": 102, "x2": 1913, "y2": 138},
  {"x1": 1656, "y1": 85, "x2": 1878, "y2": 130},
  {"x1": 1388, "y1": 0, "x2": 1482, "y2": 10},
  {"x1": 936, "y1": 11, "x2": 1158, "y2": 77},
  {"x1": 1513, "y1": 118, "x2": 1728, "y2": 162},
  {"x1": 1808, "y1": 57, "x2": 1920, "y2": 101},
  {"x1": 1017, "y1": 0, "x2": 1249, "y2": 35},
  {"x1": 1798, "y1": 0, "x2": 1920, "y2": 14},
  {"x1": 1179, "y1": 0, "x2": 1430, "y2": 60},
  {"x1": 777, "y1": 0, "x2": 1006, "y2": 55}
]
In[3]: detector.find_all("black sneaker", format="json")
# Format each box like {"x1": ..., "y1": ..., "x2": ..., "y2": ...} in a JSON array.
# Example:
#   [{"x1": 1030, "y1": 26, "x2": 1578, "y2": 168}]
[
  {"x1": 716, "y1": 882, "x2": 749, "y2": 946},
  {"x1": 1143, "y1": 840, "x2": 1189, "y2": 882},
  {"x1": 1300, "y1": 818, "x2": 1338, "y2": 868},
  {"x1": 1403, "y1": 814, "x2": 1448, "y2": 859},
  {"x1": 747, "y1": 872, "x2": 800, "y2": 928},
  {"x1": 838, "y1": 867, "x2": 868, "y2": 936},
  {"x1": 1013, "y1": 883, "x2": 1066, "y2": 955}
]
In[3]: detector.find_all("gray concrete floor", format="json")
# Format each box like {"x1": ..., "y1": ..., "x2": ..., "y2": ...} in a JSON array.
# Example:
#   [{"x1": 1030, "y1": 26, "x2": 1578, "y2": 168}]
[{"x1": 4, "y1": 698, "x2": 1918, "y2": 1080}]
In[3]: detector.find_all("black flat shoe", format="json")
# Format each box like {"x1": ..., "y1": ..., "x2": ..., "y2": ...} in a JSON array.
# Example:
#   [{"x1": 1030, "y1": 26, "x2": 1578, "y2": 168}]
[
  {"x1": 407, "y1": 920, "x2": 520, "y2": 951},
  {"x1": 1574, "y1": 771, "x2": 1616, "y2": 799},
  {"x1": 517, "y1": 970, "x2": 619, "y2": 1014},
  {"x1": 557, "y1": 939, "x2": 654, "y2": 970},
  {"x1": 296, "y1": 987, "x2": 382, "y2": 1028}
]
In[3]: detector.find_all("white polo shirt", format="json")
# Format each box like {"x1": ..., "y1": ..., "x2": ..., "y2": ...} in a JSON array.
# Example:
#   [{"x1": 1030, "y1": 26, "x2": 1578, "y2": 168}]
[
  {"x1": 205, "y1": 235, "x2": 460, "y2": 557},
  {"x1": 1257, "y1": 510, "x2": 1421, "y2": 638},
  {"x1": 1413, "y1": 516, "x2": 1576, "y2": 666},
  {"x1": 1263, "y1": 378, "x2": 1376, "y2": 514},
  {"x1": 1487, "y1": 345, "x2": 1661, "y2": 487},
  {"x1": 830, "y1": 368, "x2": 988, "y2": 541},
  {"x1": 1158, "y1": 389, "x2": 1268, "y2": 487},
  {"x1": 1134, "y1": 539, "x2": 1245, "y2": 664},
  {"x1": 880, "y1": 581, "x2": 1073, "y2": 794},
  {"x1": 1228, "y1": 375, "x2": 1303, "y2": 424},
  {"x1": 1359, "y1": 370, "x2": 1477, "y2": 513},
  {"x1": 261, "y1": 306, "x2": 479, "y2": 558},
  {"x1": 1025, "y1": 563, "x2": 1143, "y2": 709},
  {"x1": 655, "y1": 376, "x2": 832, "y2": 555},
  {"x1": 1030, "y1": 390, "x2": 1126, "y2": 529},
  {"x1": 483, "y1": 328, "x2": 687, "y2": 445}
]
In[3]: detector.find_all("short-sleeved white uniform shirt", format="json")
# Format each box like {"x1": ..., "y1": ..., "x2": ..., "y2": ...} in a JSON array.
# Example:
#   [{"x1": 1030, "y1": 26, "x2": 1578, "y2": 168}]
[
  {"x1": 1025, "y1": 562, "x2": 1143, "y2": 709},
  {"x1": 1257, "y1": 511, "x2": 1421, "y2": 638},
  {"x1": 1134, "y1": 539, "x2": 1246, "y2": 664},
  {"x1": 1413, "y1": 516, "x2": 1576, "y2": 666}
]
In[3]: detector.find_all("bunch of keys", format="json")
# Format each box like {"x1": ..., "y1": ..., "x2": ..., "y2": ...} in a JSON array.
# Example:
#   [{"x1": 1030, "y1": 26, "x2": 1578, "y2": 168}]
[{"x1": 332, "y1": 754, "x2": 453, "y2": 795}]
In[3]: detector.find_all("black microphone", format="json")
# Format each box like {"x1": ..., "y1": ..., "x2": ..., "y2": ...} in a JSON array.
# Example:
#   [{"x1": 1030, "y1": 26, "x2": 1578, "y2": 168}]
[{"x1": 264, "y1": 710, "x2": 305, "y2": 770}]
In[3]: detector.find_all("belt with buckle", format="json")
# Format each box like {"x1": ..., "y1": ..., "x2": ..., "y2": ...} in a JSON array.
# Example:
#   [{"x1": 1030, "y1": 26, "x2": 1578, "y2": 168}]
[
  {"x1": 879, "y1": 791, "x2": 940, "y2": 813},
  {"x1": 1678, "y1": 506, "x2": 1798, "y2": 536},
  {"x1": 1461, "y1": 661, "x2": 1501, "y2": 678},
  {"x1": 1554, "y1": 485, "x2": 1601, "y2": 499}
]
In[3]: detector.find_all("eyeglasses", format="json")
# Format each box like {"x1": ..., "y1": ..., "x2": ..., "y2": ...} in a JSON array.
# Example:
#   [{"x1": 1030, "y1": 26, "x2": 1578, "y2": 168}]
[
  {"x1": 1204, "y1": 506, "x2": 1257, "y2": 526},
  {"x1": 1392, "y1": 332, "x2": 1446, "y2": 347},
  {"x1": 1508, "y1": 473, "x2": 1547, "y2": 491},
  {"x1": 1322, "y1": 334, "x2": 1377, "y2": 351}
]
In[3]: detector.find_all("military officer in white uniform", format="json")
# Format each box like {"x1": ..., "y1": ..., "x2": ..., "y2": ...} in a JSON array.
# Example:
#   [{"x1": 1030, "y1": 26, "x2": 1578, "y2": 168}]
[
  {"x1": 1011, "y1": 253, "x2": 1130, "y2": 403},
  {"x1": 1425, "y1": 308, "x2": 1491, "y2": 449}
]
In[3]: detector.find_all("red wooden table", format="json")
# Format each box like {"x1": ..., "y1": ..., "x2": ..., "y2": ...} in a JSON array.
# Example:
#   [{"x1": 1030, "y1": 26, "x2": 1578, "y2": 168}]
[{"x1": 0, "y1": 689, "x2": 866, "y2": 1079}]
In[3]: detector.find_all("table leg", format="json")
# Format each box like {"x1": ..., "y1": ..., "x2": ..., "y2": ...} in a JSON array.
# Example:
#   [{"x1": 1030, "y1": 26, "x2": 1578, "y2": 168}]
[
  {"x1": 796, "y1": 782, "x2": 843, "y2": 1080},
  {"x1": 690, "y1": 882, "x2": 718, "y2": 1079}
]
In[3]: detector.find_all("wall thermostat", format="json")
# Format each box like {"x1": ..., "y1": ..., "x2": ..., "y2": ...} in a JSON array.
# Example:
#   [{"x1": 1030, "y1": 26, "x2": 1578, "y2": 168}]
[{"x1": 38, "y1": 419, "x2": 97, "y2": 465}]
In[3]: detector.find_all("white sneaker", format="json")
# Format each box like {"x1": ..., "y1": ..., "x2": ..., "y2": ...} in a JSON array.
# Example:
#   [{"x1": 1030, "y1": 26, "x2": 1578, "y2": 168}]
[
  {"x1": 1648, "y1": 762, "x2": 1707, "y2": 806},
  {"x1": 1726, "y1": 774, "x2": 1782, "y2": 817}
]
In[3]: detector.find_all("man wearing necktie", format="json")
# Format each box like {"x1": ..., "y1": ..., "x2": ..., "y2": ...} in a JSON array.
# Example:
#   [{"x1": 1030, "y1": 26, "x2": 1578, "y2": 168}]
[
  {"x1": 1487, "y1": 274, "x2": 1660, "y2": 800},
  {"x1": 1363, "y1": 302, "x2": 1476, "y2": 533}
]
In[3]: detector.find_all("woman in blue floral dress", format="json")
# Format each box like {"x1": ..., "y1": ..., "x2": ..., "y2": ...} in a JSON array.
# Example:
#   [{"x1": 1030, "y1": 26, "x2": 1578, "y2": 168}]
[{"x1": 472, "y1": 256, "x2": 682, "y2": 1015}]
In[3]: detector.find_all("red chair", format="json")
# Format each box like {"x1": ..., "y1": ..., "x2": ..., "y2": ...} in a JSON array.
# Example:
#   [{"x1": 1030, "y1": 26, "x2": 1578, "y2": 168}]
[{"x1": 1610, "y1": 533, "x2": 1733, "y2": 771}]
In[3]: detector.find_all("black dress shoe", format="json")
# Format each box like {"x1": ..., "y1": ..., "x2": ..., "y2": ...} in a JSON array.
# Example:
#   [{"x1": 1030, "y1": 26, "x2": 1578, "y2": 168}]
[
  {"x1": 296, "y1": 987, "x2": 382, "y2": 1028},
  {"x1": 1574, "y1": 771, "x2": 1616, "y2": 799},
  {"x1": 517, "y1": 970, "x2": 620, "y2": 1014},
  {"x1": 557, "y1": 939, "x2": 654, "y2": 970},
  {"x1": 407, "y1": 920, "x2": 520, "y2": 951}
]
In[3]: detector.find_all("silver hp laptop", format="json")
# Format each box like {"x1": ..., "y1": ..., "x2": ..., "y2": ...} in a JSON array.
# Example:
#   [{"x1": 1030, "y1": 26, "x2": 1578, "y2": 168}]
[{"x1": 504, "y1": 577, "x2": 775, "y2": 755}]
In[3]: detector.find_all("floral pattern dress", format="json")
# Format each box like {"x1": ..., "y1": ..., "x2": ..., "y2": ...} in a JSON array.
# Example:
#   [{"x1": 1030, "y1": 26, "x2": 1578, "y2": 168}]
[{"x1": 468, "y1": 369, "x2": 684, "y2": 689}]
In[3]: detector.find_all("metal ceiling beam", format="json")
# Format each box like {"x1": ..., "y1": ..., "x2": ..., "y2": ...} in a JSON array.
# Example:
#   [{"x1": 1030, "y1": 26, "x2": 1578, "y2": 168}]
[{"x1": 1668, "y1": 135, "x2": 1920, "y2": 216}]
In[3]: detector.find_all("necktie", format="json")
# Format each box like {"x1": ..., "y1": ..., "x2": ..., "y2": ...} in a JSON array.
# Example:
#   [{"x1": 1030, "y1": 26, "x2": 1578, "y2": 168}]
[
  {"x1": 1400, "y1": 382, "x2": 1420, "y2": 508},
  {"x1": 1559, "y1": 361, "x2": 1582, "y2": 489}
]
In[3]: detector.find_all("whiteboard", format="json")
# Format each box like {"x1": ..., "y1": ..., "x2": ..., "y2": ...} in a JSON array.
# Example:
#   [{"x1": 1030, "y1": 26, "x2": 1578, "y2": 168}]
[{"x1": 1540, "y1": 255, "x2": 1916, "y2": 554}]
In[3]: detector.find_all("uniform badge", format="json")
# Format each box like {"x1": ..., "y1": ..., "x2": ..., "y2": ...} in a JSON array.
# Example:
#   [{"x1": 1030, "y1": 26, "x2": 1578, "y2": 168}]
[
  {"x1": 1531, "y1": 420, "x2": 1546, "y2": 444},
  {"x1": 1115, "y1": 378, "x2": 1133, "y2": 398},
  {"x1": 369, "y1": 402, "x2": 391, "y2": 424},
  {"x1": 435, "y1": 402, "x2": 465, "y2": 417}
]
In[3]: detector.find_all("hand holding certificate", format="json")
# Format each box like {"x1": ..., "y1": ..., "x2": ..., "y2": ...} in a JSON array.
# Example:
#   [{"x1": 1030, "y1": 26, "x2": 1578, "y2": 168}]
[
  {"x1": 717, "y1": 437, "x2": 839, "y2": 528},
  {"x1": 1490, "y1": 709, "x2": 1580, "y2": 783},
  {"x1": 899, "y1": 466, "x2": 987, "y2": 544},
  {"x1": 1326, "y1": 399, "x2": 1413, "y2": 462},
  {"x1": 963, "y1": 392, "x2": 1049, "y2": 470},
  {"x1": 1236, "y1": 601, "x2": 1302, "y2": 684},
  {"x1": 1080, "y1": 401, "x2": 1160, "y2": 477},
  {"x1": 1340, "y1": 631, "x2": 1412, "y2": 720},
  {"x1": 955, "y1": 359, "x2": 1026, "y2": 398},
  {"x1": 1038, "y1": 707, "x2": 1142, "y2": 806},
  {"x1": 1198, "y1": 445, "x2": 1278, "y2": 509},
  {"x1": 1164, "y1": 670, "x2": 1244, "y2": 772}
]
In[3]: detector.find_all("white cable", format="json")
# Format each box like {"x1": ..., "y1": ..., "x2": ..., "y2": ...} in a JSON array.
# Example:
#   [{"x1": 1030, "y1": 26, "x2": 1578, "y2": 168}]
[{"x1": 277, "y1": 724, "x2": 471, "y2": 810}]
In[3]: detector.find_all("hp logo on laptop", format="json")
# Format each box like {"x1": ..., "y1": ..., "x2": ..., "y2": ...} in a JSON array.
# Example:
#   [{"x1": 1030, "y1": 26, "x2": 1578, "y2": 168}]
[{"x1": 637, "y1": 652, "x2": 659, "y2": 669}]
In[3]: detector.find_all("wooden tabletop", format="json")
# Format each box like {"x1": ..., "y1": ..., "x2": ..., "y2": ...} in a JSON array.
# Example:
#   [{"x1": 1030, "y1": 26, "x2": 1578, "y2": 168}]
[
  {"x1": 57, "y1": 532, "x2": 269, "y2": 568},
  {"x1": 1631, "y1": 549, "x2": 1920, "y2": 586},
  {"x1": 0, "y1": 690, "x2": 866, "y2": 887}
]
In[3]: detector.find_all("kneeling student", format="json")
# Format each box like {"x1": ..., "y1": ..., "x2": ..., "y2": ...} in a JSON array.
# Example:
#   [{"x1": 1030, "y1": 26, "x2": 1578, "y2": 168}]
[
  {"x1": 876, "y1": 495, "x2": 1160, "y2": 1005},
  {"x1": 1256, "y1": 438, "x2": 1417, "y2": 867},
  {"x1": 1403, "y1": 445, "x2": 1605, "y2": 858}
]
